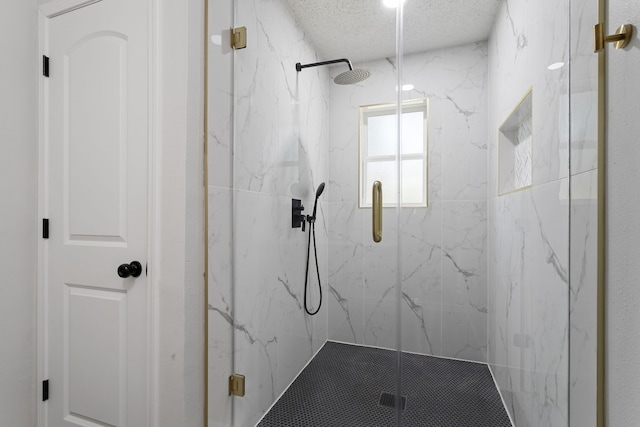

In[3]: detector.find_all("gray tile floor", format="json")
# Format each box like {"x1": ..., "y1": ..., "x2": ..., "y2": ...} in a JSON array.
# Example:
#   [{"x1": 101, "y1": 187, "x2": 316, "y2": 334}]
[{"x1": 258, "y1": 341, "x2": 512, "y2": 427}]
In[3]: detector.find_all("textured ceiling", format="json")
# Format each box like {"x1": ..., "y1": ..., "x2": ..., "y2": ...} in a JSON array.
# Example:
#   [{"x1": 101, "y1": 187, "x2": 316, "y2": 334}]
[{"x1": 282, "y1": 0, "x2": 502, "y2": 64}]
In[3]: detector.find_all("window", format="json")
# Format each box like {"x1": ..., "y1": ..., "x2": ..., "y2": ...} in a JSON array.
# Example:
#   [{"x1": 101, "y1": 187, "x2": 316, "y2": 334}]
[{"x1": 359, "y1": 98, "x2": 428, "y2": 208}]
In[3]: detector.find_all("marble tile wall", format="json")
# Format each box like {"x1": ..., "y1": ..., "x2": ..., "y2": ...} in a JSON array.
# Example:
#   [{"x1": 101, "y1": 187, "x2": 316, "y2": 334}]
[
  {"x1": 207, "y1": 0, "x2": 330, "y2": 425},
  {"x1": 487, "y1": 0, "x2": 571, "y2": 425},
  {"x1": 327, "y1": 43, "x2": 489, "y2": 362}
]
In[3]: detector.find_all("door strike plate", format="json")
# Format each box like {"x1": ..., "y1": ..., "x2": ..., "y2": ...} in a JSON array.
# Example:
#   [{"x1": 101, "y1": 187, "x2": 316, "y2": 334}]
[
  {"x1": 231, "y1": 27, "x2": 247, "y2": 50},
  {"x1": 229, "y1": 374, "x2": 245, "y2": 397}
]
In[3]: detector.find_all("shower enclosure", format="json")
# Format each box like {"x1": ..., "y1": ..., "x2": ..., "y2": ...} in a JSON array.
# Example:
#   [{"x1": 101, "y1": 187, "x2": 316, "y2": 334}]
[{"x1": 207, "y1": 0, "x2": 600, "y2": 425}]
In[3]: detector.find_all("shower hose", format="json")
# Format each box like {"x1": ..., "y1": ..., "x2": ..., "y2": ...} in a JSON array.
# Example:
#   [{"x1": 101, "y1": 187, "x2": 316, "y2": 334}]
[{"x1": 304, "y1": 215, "x2": 322, "y2": 316}]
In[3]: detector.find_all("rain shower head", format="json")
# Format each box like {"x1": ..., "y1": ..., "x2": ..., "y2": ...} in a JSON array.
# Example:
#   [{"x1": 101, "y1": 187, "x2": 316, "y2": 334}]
[
  {"x1": 295, "y1": 58, "x2": 370, "y2": 85},
  {"x1": 333, "y1": 68, "x2": 371, "y2": 85}
]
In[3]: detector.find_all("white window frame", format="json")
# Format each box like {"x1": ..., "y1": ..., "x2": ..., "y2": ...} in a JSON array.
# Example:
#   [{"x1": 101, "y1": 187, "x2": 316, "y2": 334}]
[{"x1": 358, "y1": 98, "x2": 428, "y2": 208}]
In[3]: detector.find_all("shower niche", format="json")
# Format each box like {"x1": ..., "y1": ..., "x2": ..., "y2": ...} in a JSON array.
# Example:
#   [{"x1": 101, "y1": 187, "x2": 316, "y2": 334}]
[{"x1": 498, "y1": 89, "x2": 533, "y2": 195}]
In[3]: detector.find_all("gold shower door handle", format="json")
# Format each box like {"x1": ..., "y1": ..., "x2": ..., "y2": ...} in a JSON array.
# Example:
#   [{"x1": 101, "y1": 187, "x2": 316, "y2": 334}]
[{"x1": 372, "y1": 181, "x2": 382, "y2": 243}]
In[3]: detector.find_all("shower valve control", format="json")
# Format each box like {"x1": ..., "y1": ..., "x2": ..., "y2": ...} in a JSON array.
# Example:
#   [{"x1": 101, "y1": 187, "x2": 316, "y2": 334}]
[{"x1": 292, "y1": 199, "x2": 306, "y2": 231}]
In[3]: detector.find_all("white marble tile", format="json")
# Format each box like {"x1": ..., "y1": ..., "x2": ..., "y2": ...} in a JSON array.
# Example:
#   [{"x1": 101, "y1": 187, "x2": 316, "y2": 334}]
[
  {"x1": 442, "y1": 308, "x2": 487, "y2": 362},
  {"x1": 487, "y1": 180, "x2": 569, "y2": 426},
  {"x1": 399, "y1": 205, "x2": 443, "y2": 355},
  {"x1": 234, "y1": 0, "x2": 329, "y2": 197},
  {"x1": 232, "y1": 190, "x2": 282, "y2": 427},
  {"x1": 328, "y1": 43, "x2": 488, "y2": 361},
  {"x1": 441, "y1": 200, "x2": 488, "y2": 362},
  {"x1": 442, "y1": 200, "x2": 487, "y2": 312},
  {"x1": 569, "y1": 170, "x2": 598, "y2": 427},
  {"x1": 327, "y1": 111, "x2": 359, "y2": 204},
  {"x1": 401, "y1": 300, "x2": 442, "y2": 356},
  {"x1": 207, "y1": 0, "x2": 233, "y2": 190},
  {"x1": 207, "y1": 186, "x2": 233, "y2": 427},
  {"x1": 327, "y1": 201, "x2": 365, "y2": 344},
  {"x1": 487, "y1": 0, "x2": 572, "y2": 425},
  {"x1": 531, "y1": 0, "x2": 570, "y2": 185},
  {"x1": 399, "y1": 205, "x2": 442, "y2": 307},
  {"x1": 569, "y1": 0, "x2": 598, "y2": 176},
  {"x1": 525, "y1": 179, "x2": 569, "y2": 425},
  {"x1": 567, "y1": 3, "x2": 599, "y2": 427},
  {"x1": 208, "y1": 0, "x2": 332, "y2": 423},
  {"x1": 362, "y1": 209, "x2": 400, "y2": 350},
  {"x1": 438, "y1": 45, "x2": 488, "y2": 201},
  {"x1": 206, "y1": 2, "x2": 235, "y2": 424},
  {"x1": 232, "y1": 189, "x2": 329, "y2": 426}
]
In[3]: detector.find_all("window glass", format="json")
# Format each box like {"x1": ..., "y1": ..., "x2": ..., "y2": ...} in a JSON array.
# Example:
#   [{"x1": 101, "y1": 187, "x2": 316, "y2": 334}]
[
  {"x1": 401, "y1": 111, "x2": 424, "y2": 155},
  {"x1": 359, "y1": 99, "x2": 428, "y2": 208},
  {"x1": 401, "y1": 159, "x2": 424, "y2": 204},
  {"x1": 368, "y1": 115, "x2": 397, "y2": 157}
]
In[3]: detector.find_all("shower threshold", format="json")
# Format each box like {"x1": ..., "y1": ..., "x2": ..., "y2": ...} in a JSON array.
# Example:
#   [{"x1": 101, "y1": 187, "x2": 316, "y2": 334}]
[{"x1": 257, "y1": 341, "x2": 512, "y2": 427}]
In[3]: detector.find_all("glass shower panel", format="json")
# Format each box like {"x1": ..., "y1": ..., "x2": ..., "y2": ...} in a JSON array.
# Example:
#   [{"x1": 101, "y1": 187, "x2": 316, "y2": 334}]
[
  {"x1": 568, "y1": 1, "x2": 600, "y2": 426},
  {"x1": 228, "y1": 0, "x2": 402, "y2": 426},
  {"x1": 483, "y1": 1, "x2": 571, "y2": 425},
  {"x1": 206, "y1": 0, "x2": 235, "y2": 424},
  {"x1": 397, "y1": 1, "x2": 572, "y2": 427}
]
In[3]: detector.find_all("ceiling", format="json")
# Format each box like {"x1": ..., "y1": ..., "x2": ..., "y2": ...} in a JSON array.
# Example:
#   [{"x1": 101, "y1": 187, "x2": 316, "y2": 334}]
[{"x1": 281, "y1": 0, "x2": 502, "y2": 65}]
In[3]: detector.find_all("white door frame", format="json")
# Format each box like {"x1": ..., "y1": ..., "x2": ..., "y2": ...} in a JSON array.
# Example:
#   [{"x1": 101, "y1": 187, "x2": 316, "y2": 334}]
[{"x1": 36, "y1": 0, "x2": 159, "y2": 425}]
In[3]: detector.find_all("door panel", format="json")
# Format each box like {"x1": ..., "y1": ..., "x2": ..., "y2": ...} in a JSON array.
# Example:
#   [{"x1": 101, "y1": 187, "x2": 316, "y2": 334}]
[
  {"x1": 45, "y1": 0, "x2": 148, "y2": 425},
  {"x1": 66, "y1": 33, "x2": 128, "y2": 242},
  {"x1": 66, "y1": 285, "x2": 126, "y2": 426}
]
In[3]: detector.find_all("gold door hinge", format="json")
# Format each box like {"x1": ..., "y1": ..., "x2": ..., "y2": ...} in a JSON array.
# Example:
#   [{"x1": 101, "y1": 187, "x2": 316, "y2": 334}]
[
  {"x1": 231, "y1": 27, "x2": 247, "y2": 50},
  {"x1": 228, "y1": 374, "x2": 245, "y2": 397},
  {"x1": 594, "y1": 23, "x2": 633, "y2": 52}
]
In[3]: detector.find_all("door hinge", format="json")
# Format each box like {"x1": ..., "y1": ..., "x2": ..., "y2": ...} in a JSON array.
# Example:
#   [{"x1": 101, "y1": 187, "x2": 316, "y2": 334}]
[
  {"x1": 42, "y1": 218, "x2": 49, "y2": 239},
  {"x1": 228, "y1": 374, "x2": 245, "y2": 397},
  {"x1": 42, "y1": 380, "x2": 49, "y2": 401},
  {"x1": 43, "y1": 56, "x2": 50, "y2": 77},
  {"x1": 231, "y1": 27, "x2": 247, "y2": 50}
]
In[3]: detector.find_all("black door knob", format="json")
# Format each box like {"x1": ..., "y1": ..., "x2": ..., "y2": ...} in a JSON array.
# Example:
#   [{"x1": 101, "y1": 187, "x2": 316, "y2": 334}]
[{"x1": 117, "y1": 261, "x2": 143, "y2": 278}]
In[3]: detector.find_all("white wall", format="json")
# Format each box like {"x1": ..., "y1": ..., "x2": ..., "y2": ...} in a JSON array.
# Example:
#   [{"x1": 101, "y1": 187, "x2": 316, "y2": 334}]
[
  {"x1": 606, "y1": 1, "x2": 640, "y2": 425},
  {"x1": 0, "y1": 0, "x2": 38, "y2": 425},
  {"x1": 155, "y1": 0, "x2": 204, "y2": 425}
]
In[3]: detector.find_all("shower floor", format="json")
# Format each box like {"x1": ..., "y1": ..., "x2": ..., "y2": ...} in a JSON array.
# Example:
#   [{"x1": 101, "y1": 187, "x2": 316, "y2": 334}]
[{"x1": 257, "y1": 341, "x2": 512, "y2": 427}]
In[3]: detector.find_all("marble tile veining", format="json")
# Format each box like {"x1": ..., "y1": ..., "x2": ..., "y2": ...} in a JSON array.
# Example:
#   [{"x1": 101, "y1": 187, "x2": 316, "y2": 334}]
[
  {"x1": 487, "y1": 0, "x2": 571, "y2": 424},
  {"x1": 328, "y1": 43, "x2": 489, "y2": 362}
]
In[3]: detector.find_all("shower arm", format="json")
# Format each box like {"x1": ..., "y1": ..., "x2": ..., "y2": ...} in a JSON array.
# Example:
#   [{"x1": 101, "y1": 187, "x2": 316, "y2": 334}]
[{"x1": 295, "y1": 58, "x2": 353, "y2": 72}]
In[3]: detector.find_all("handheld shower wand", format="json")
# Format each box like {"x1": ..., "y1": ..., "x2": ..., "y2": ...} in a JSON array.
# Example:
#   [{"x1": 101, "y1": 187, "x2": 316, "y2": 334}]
[
  {"x1": 311, "y1": 182, "x2": 325, "y2": 220},
  {"x1": 304, "y1": 182, "x2": 325, "y2": 316}
]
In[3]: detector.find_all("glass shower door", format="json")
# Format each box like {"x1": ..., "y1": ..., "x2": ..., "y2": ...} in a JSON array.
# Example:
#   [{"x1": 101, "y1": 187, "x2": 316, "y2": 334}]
[{"x1": 207, "y1": 0, "x2": 578, "y2": 426}]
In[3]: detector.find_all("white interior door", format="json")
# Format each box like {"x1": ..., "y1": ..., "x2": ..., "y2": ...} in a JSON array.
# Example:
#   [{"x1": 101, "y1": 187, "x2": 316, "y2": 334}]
[{"x1": 43, "y1": 0, "x2": 149, "y2": 425}]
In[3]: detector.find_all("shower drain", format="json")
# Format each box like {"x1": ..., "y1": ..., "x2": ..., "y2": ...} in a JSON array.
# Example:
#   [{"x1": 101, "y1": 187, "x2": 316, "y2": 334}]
[{"x1": 378, "y1": 392, "x2": 407, "y2": 410}]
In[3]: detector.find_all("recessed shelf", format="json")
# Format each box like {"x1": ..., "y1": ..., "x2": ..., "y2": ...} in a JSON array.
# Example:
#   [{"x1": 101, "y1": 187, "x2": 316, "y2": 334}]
[{"x1": 499, "y1": 89, "x2": 533, "y2": 195}]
